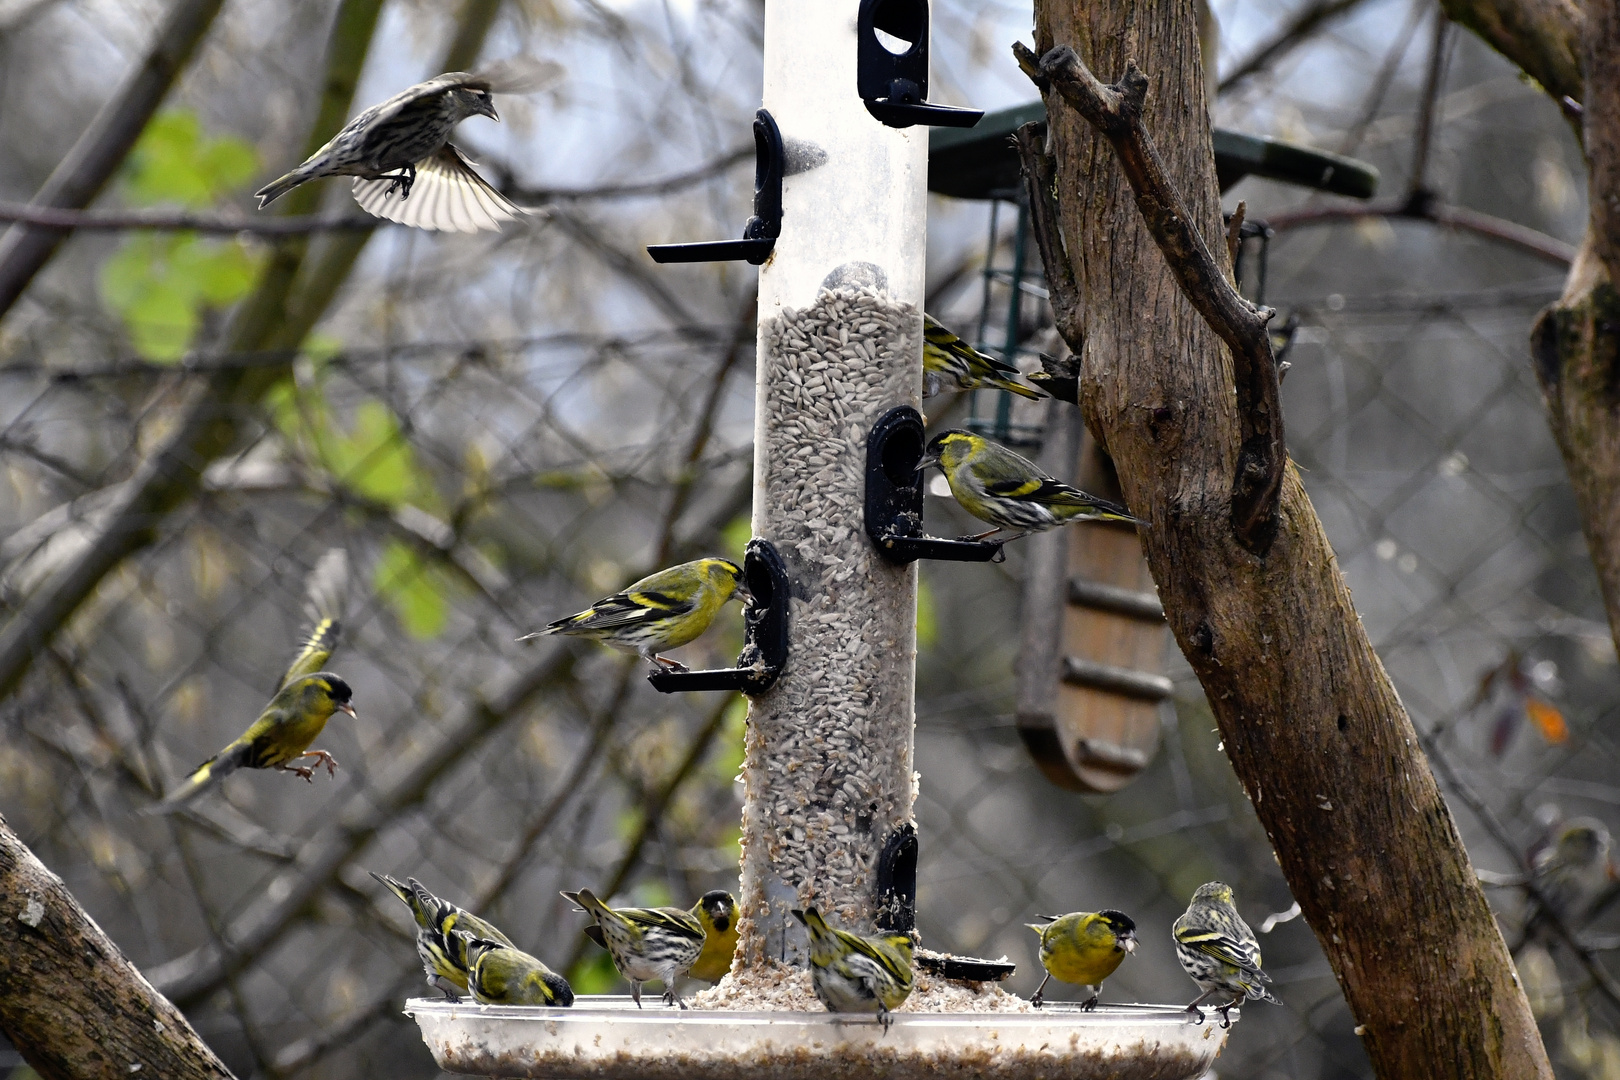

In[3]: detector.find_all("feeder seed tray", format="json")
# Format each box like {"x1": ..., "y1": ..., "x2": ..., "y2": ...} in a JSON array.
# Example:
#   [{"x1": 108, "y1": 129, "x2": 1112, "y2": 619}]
[{"x1": 407, "y1": 996, "x2": 1233, "y2": 1080}]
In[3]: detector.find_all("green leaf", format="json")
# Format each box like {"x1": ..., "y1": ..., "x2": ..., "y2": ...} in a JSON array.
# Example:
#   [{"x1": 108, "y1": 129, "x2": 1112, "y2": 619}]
[
  {"x1": 100, "y1": 230, "x2": 261, "y2": 362},
  {"x1": 373, "y1": 539, "x2": 449, "y2": 640},
  {"x1": 124, "y1": 109, "x2": 258, "y2": 208}
]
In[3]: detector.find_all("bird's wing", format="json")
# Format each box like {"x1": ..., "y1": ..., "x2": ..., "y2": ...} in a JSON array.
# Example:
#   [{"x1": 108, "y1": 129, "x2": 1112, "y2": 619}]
[
  {"x1": 355, "y1": 72, "x2": 488, "y2": 128},
  {"x1": 551, "y1": 588, "x2": 696, "y2": 633},
  {"x1": 278, "y1": 549, "x2": 347, "y2": 689},
  {"x1": 1175, "y1": 923, "x2": 1265, "y2": 976},
  {"x1": 836, "y1": 931, "x2": 913, "y2": 987},
  {"x1": 352, "y1": 144, "x2": 529, "y2": 233},
  {"x1": 619, "y1": 906, "x2": 706, "y2": 942},
  {"x1": 473, "y1": 56, "x2": 565, "y2": 94}
]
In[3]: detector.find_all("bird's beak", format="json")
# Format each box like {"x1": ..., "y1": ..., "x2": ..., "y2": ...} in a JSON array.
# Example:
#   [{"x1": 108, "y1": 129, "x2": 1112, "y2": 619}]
[
  {"x1": 1122, "y1": 934, "x2": 1137, "y2": 953},
  {"x1": 483, "y1": 101, "x2": 500, "y2": 122},
  {"x1": 914, "y1": 453, "x2": 940, "y2": 472},
  {"x1": 338, "y1": 703, "x2": 357, "y2": 718},
  {"x1": 734, "y1": 583, "x2": 755, "y2": 606}
]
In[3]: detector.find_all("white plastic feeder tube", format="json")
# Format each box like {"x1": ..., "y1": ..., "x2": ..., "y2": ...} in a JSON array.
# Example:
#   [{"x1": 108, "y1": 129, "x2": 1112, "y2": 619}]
[{"x1": 738, "y1": 0, "x2": 929, "y2": 969}]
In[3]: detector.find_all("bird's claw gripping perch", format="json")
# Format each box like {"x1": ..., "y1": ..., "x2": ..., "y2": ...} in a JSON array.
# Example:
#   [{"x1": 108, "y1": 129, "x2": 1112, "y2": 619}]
[{"x1": 1187, "y1": 1005, "x2": 1205, "y2": 1025}]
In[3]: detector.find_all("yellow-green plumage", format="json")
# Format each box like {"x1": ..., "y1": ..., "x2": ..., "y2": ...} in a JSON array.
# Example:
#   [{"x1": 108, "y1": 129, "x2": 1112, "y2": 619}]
[
  {"x1": 793, "y1": 907, "x2": 914, "y2": 1027},
  {"x1": 521, "y1": 558, "x2": 749, "y2": 670},
  {"x1": 149, "y1": 550, "x2": 353, "y2": 812},
  {"x1": 922, "y1": 314, "x2": 1045, "y2": 400},
  {"x1": 918, "y1": 430, "x2": 1141, "y2": 541},
  {"x1": 371, "y1": 873, "x2": 515, "y2": 999},
  {"x1": 686, "y1": 890, "x2": 739, "y2": 983},
  {"x1": 565, "y1": 888, "x2": 706, "y2": 1007},
  {"x1": 1027, "y1": 909, "x2": 1136, "y2": 1009},
  {"x1": 453, "y1": 932, "x2": 575, "y2": 1006}
]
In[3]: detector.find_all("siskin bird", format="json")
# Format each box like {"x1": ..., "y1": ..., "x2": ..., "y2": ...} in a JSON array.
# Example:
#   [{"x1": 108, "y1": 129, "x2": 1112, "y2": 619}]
[
  {"x1": 521, "y1": 558, "x2": 750, "y2": 672},
  {"x1": 1173, "y1": 881, "x2": 1280, "y2": 1026},
  {"x1": 792, "y1": 907, "x2": 914, "y2": 1029},
  {"x1": 1027, "y1": 909, "x2": 1137, "y2": 1009},
  {"x1": 922, "y1": 314, "x2": 1045, "y2": 400},
  {"x1": 371, "y1": 872, "x2": 515, "y2": 1000},
  {"x1": 1529, "y1": 818, "x2": 1616, "y2": 933},
  {"x1": 916, "y1": 430, "x2": 1141, "y2": 542},
  {"x1": 564, "y1": 888, "x2": 706, "y2": 1008},
  {"x1": 149, "y1": 550, "x2": 354, "y2": 811},
  {"x1": 686, "y1": 890, "x2": 741, "y2": 983},
  {"x1": 450, "y1": 931, "x2": 575, "y2": 1006},
  {"x1": 254, "y1": 60, "x2": 556, "y2": 232}
]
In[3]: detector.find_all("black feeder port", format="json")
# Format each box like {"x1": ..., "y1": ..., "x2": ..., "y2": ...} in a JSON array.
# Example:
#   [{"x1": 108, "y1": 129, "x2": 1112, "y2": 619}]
[
  {"x1": 857, "y1": 0, "x2": 983, "y2": 129},
  {"x1": 877, "y1": 823, "x2": 1016, "y2": 983},
  {"x1": 865, "y1": 406, "x2": 1004, "y2": 564},
  {"x1": 647, "y1": 108, "x2": 785, "y2": 265},
  {"x1": 647, "y1": 538, "x2": 790, "y2": 694}
]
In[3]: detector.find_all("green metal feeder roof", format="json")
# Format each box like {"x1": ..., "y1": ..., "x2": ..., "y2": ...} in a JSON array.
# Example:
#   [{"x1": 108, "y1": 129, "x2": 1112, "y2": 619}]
[{"x1": 927, "y1": 101, "x2": 1380, "y2": 201}]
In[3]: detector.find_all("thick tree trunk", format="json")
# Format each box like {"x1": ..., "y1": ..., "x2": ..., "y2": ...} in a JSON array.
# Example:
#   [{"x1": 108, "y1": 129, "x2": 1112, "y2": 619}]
[
  {"x1": 1531, "y1": 0, "x2": 1620, "y2": 653},
  {"x1": 0, "y1": 814, "x2": 235, "y2": 1080},
  {"x1": 1030, "y1": 1, "x2": 1553, "y2": 1076}
]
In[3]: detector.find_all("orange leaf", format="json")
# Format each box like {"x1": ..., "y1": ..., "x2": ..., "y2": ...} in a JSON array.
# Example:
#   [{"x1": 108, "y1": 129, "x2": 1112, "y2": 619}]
[{"x1": 1526, "y1": 699, "x2": 1567, "y2": 744}]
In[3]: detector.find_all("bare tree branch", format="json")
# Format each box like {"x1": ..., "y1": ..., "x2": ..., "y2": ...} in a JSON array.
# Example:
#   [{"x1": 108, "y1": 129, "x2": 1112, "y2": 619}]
[
  {"x1": 1015, "y1": 42, "x2": 1285, "y2": 554},
  {"x1": 1013, "y1": 120, "x2": 1084, "y2": 349},
  {"x1": 0, "y1": 812, "x2": 236, "y2": 1080},
  {"x1": 0, "y1": 0, "x2": 227, "y2": 318},
  {"x1": 0, "y1": 202, "x2": 377, "y2": 234},
  {"x1": 1264, "y1": 195, "x2": 1578, "y2": 265},
  {"x1": 1438, "y1": 0, "x2": 1583, "y2": 107},
  {"x1": 1217, "y1": 0, "x2": 1371, "y2": 94}
]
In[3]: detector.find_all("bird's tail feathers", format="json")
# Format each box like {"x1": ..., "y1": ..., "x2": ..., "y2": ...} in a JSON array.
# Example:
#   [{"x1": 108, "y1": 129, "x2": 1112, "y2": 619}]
[
  {"x1": 254, "y1": 167, "x2": 314, "y2": 209},
  {"x1": 997, "y1": 377, "x2": 1047, "y2": 401},
  {"x1": 144, "y1": 744, "x2": 248, "y2": 814}
]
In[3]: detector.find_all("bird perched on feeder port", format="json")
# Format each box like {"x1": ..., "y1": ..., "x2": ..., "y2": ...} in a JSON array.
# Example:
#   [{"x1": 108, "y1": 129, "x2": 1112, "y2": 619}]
[
  {"x1": 521, "y1": 558, "x2": 750, "y2": 673},
  {"x1": 792, "y1": 907, "x2": 915, "y2": 1029},
  {"x1": 916, "y1": 430, "x2": 1141, "y2": 542},
  {"x1": 148, "y1": 549, "x2": 354, "y2": 812},
  {"x1": 1173, "y1": 881, "x2": 1280, "y2": 1026},
  {"x1": 922, "y1": 314, "x2": 1045, "y2": 400},
  {"x1": 370, "y1": 872, "x2": 516, "y2": 1000},
  {"x1": 253, "y1": 58, "x2": 559, "y2": 232},
  {"x1": 1027, "y1": 909, "x2": 1137, "y2": 1009},
  {"x1": 449, "y1": 931, "x2": 575, "y2": 1006},
  {"x1": 563, "y1": 888, "x2": 706, "y2": 1007}
]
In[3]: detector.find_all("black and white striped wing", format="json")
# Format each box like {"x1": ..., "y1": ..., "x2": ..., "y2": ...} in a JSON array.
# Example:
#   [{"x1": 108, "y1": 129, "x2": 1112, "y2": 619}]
[{"x1": 352, "y1": 144, "x2": 527, "y2": 232}]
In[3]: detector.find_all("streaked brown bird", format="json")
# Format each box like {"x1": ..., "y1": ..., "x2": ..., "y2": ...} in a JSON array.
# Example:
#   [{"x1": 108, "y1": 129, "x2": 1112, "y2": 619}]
[{"x1": 254, "y1": 61, "x2": 556, "y2": 232}]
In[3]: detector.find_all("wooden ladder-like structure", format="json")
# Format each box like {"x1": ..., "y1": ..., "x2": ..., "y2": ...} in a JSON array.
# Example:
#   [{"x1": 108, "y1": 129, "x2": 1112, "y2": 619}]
[{"x1": 1016, "y1": 405, "x2": 1173, "y2": 793}]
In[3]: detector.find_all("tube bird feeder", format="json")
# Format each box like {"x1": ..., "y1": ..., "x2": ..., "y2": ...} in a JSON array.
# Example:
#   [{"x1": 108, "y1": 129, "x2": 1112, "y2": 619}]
[{"x1": 408, "y1": 3, "x2": 1237, "y2": 1076}]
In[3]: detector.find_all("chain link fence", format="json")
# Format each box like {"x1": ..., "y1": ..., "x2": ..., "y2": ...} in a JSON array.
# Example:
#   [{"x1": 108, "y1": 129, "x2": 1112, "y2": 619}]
[{"x1": 1, "y1": 2, "x2": 1617, "y2": 1079}]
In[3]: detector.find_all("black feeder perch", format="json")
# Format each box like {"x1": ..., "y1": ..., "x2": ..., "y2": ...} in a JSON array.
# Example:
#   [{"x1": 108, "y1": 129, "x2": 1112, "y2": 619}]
[
  {"x1": 865, "y1": 406, "x2": 1004, "y2": 564},
  {"x1": 647, "y1": 109, "x2": 785, "y2": 265},
  {"x1": 876, "y1": 823, "x2": 1016, "y2": 983},
  {"x1": 647, "y1": 539, "x2": 790, "y2": 694},
  {"x1": 856, "y1": 0, "x2": 983, "y2": 129}
]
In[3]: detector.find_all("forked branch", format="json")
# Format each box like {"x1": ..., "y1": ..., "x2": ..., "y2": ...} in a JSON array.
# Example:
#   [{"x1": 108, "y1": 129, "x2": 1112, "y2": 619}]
[{"x1": 1013, "y1": 41, "x2": 1285, "y2": 554}]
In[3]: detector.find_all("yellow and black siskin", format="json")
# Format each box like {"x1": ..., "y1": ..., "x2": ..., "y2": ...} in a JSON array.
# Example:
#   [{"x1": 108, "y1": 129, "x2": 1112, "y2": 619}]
[
  {"x1": 453, "y1": 932, "x2": 575, "y2": 1006},
  {"x1": 917, "y1": 430, "x2": 1140, "y2": 542},
  {"x1": 686, "y1": 890, "x2": 740, "y2": 984},
  {"x1": 564, "y1": 888, "x2": 706, "y2": 1008},
  {"x1": 922, "y1": 314, "x2": 1045, "y2": 401},
  {"x1": 1173, "y1": 881, "x2": 1281, "y2": 1025},
  {"x1": 1027, "y1": 909, "x2": 1137, "y2": 1009},
  {"x1": 371, "y1": 872, "x2": 515, "y2": 1000},
  {"x1": 149, "y1": 550, "x2": 354, "y2": 812},
  {"x1": 792, "y1": 907, "x2": 914, "y2": 1029},
  {"x1": 521, "y1": 558, "x2": 750, "y2": 672}
]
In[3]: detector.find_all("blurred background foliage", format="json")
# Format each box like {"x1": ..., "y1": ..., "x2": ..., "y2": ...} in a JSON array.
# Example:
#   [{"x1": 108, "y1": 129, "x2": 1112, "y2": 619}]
[{"x1": 0, "y1": 0, "x2": 1615, "y2": 1078}]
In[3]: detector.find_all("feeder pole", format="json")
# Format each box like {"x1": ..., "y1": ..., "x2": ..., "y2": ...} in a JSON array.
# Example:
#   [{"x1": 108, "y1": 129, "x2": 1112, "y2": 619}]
[{"x1": 736, "y1": 0, "x2": 929, "y2": 968}]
